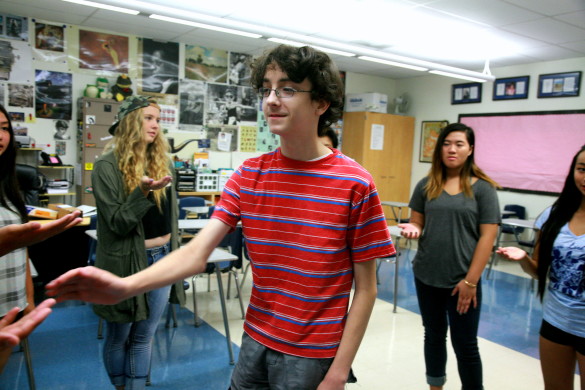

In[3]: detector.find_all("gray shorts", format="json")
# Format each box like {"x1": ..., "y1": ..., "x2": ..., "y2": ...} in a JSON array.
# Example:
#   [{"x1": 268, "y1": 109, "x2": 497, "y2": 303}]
[{"x1": 230, "y1": 332, "x2": 334, "y2": 390}]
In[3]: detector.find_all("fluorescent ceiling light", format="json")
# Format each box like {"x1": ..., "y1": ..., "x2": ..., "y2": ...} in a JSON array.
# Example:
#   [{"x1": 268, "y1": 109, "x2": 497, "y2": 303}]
[
  {"x1": 61, "y1": 0, "x2": 140, "y2": 15},
  {"x1": 358, "y1": 56, "x2": 427, "y2": 72},
  {"x1": 268, "y1": 38, "x2": 355, "y2": 57},
  {"x1": 429, "y1": 70, "x2": 489, "y2": 83},
  {"x1": 150, "y1": 15, "x2": 261, "y2": 38}
]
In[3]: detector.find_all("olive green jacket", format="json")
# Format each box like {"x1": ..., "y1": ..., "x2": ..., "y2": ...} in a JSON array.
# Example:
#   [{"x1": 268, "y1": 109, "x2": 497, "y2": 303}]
[{"x1": 92, "y1": 151, "x2": 185, "y2": 323}]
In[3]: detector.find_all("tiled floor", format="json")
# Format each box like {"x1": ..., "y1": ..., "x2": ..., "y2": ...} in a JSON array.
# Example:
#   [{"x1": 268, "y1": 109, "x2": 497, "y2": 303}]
[{"x1": 3, "y1": 247, "x2": 581, "y2": 389}]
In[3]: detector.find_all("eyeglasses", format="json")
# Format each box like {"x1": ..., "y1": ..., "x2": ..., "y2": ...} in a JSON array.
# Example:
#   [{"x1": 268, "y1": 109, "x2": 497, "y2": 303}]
[{"x1": 257, "y1": 87, "x2": 313, "y2": 98}]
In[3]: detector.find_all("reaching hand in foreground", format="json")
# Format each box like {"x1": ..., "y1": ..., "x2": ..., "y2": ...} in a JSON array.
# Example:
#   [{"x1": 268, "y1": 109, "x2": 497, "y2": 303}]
[
  {"x1": 0, "y1": 211, "x2": 82, "y2": 257},
  {"x1": 0, "y1": 299, "x2": 56, "y2": 350},
  {"x1": 397, "y1": 223, "x2": 421, "y2": 239},
  {"x1": 45, "y1": 266, "x2": 129, "y2": 305}
]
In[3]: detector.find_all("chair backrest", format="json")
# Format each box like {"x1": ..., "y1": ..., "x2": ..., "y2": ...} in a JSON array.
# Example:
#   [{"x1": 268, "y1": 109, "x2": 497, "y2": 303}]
[
  {"x1": 502, "y1": 204, "x2": 526, "y2": 234},
  {"x1": 16, "y1": 163, "x2": 46, "y2": 206},
  {"x1": 178, "y1": 196, "x2": 206, "y2": 219}
]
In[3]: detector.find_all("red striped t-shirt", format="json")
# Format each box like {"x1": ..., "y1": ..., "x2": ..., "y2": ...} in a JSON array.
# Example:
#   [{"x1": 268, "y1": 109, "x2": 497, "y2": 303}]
[{"x1": 212, "y1": 148, "x2": 395, "y2": 358}]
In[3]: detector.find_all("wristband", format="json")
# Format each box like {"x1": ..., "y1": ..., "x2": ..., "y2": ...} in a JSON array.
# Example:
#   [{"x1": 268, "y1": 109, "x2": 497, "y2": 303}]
[{"x1": 464, "y1": 280, "x2": 477, "y2": 288}]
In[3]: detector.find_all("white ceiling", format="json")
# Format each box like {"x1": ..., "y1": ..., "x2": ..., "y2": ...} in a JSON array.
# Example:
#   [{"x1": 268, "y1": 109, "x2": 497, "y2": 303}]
[{"x1": 1, "y1": 0, "x2": 584, "y2": 80}]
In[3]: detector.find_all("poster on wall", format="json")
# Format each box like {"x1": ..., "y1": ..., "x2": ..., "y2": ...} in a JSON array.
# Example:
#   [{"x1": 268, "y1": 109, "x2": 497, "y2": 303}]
[
  {"x1": 0, "y1": 15, "x2": 28, "y2": 41},
  {"x1": 229, "y1": 52, "x2": 252, "y2": 86},
  {"x1": 239, "y1": 125, "x2": 258, "y2": 153},
  {"x1": 78, "y1": 30, "x2": 129, "y2": 73},
  {"x1": 35, "y1": 70, "x2": 72, "y2": 120},
  {"x1": 34, "y1": 22, "x2": 65, "y2": 52},
  {"x1": 256, "y1": 110, "x2": 279, "y2": 152},
  {"x1": 179, "y1": 79, "x2": 205, "y2": 128},
  {"x1": 0, "y1": 40, "x2": 33, "y2": 83},
  {"x1": 32, "y1": 21, "x2": 68, "y2": 65},
  {"x1": 206, "y1": 125, "x2": 238, "y2": 152},
  {"x1": 185, "y1": 44, "x2": 228, "y2": 83},
  {"x1": 7, "y1": 83, "x2": 34, "y2": 107},
  {"x1": 138, "y1": 38, "x2": 179, "y2": 95}
]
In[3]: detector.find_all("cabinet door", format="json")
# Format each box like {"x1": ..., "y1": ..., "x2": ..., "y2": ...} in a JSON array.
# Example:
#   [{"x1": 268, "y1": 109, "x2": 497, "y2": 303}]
[
  {"x1": 342, "y1": 112, "x2": 414, "y2": 206},
  {"x1": 83, "y1": 125, "x2": 113, "y2": 148}
]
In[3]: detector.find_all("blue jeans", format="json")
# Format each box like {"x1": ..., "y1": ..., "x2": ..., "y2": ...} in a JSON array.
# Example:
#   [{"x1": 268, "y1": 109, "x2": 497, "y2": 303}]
[
  {"x1": 103, "y1": 242, "x2": 171, "y2": 390},
  {"x1": 414, "y1": 277, "x2": 483, "y2": 390},
  {"x1": 230, "y1": 332, "x2": 334, "y2": 390}
]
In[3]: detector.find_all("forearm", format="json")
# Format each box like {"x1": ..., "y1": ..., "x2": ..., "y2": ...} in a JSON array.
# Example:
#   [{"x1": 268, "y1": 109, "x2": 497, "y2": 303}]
[
  {"x1": 465, "y1": 236, "x2": 494, "y2": 283},
  {"x1": 466, "y1": 224, "x2": 498, "y2": 284},
  {"x1": 324, "y1": 264, "x2": 377, "y2": 385},
  {"x1": 519, "y1": 254, "x2": 538, "y2": 279},
  {"x1": 126, "y1": 219, "x2": 229, "y2": 296}
]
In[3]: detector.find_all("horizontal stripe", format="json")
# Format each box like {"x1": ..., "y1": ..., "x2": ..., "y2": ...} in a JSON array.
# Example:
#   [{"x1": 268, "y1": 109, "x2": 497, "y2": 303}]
[
  {"x1": 254, "y1": 287, "x2": 350, "y2": 303},
  {"x1": 240, "y1": 166, "x2": 369, "y2": 187},
  {"x1": 247, "y1": 324, "x2": 340, "y2": 350},
  {"x1": 240, "y1": 189, "x2": 350, "y2": 206},
  {"x1": 248, "y1": 305, "x2": 345, "y2": 326},
  {"x1": 246, "y1": 238, "x2": 348, "y2": 254},
  {"x1": 242, "y1": 215, "x2": 347, "y2": 231},
  {"x1": 253, "y1": 264, "x2": 353, "y2": 278}
]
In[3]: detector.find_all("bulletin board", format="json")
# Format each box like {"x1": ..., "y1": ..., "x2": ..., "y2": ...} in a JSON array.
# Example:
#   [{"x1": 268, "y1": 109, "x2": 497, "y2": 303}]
[{"x1": 459, "y1": 110, "x2": 585, "y2": 195}]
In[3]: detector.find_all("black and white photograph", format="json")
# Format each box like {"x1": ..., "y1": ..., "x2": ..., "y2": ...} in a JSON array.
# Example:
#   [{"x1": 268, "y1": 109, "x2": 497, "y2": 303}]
[
  {"x1": 206, "y1": 83, "x2": 240, "y2": 125},
  {"x1": 229, "y1": 52, "x2": 252, "y2": 86},
  {"x1": 8, "y1": 83, "x2": 34, "y2": 107},
  {"x1": 53, "y1": 119, "x2": 70, "y2": 140},
  {"x1": 139, "y1": 38, "x2": 179, "y2": 95},
  {"x1": 179, "y1": 79, "x2": 206, "y2": 127}
]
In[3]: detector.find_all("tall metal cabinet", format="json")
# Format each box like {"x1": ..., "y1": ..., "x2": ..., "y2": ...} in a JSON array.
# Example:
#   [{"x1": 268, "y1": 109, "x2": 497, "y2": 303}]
[
  {"x1": 342, "y1": 111, "x2": 415, "y2": 218},
  {"x1": 77, "y1": 98, "x2": 120, "y2": 206}
]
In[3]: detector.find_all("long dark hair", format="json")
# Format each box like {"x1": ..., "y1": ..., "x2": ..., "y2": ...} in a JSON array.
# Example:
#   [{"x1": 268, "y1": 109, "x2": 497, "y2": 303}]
[
  {"x1": 0, "y1": 104, "x2": 28, "y2": 222},
  {"x1": 425, "y1": 123, "x2": 499, "y2": 200},
  {"x1": 537, "y1": 144, "x2": 585, "y2": 298}
]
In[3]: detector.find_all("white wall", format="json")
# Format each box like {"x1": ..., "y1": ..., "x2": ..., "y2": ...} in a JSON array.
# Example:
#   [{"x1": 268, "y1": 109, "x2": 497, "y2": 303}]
[{"x1": 393, "y1": 57, "x2": 585, "y2": 219}]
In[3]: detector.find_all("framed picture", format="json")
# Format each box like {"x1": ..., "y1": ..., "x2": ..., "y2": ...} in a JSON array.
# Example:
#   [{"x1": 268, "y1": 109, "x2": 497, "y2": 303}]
[
  {"x1": 493, "y1": 76, "x2": 529, "y2": 100},
  {"x1": 420, "y1": 120, "x2": 449, "y2": 163},
  {"x1": 537, "y1": 71, "x2": 581, "y2": 98},
  {"x1": 452, "y1": 82, "x2": 482, "y2": 104}
]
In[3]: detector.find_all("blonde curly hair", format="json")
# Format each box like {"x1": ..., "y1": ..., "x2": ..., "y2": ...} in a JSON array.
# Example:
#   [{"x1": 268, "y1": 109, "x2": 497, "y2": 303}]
[{"x1": 104, "y1": 100, "x2": 170, "y2": 208}]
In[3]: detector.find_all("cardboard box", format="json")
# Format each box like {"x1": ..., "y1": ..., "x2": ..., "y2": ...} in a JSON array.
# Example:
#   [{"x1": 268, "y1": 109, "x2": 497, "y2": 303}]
[
  {"x1": 27, "y1": 206, "x2": 58, "y2": 220},
  {"x1": 345, "y1": 93, "x2": 388, "y2": 113},
  {"x1": 48, "y1": 203, "x2": 84, "y2": 218}
]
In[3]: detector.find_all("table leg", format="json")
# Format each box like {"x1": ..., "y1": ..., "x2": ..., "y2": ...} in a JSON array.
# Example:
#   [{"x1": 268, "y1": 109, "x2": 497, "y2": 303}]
[
  {"x1": 486, "y1": 225, "x2": 502, "y2": 279},
  {"x1": 215, "y1": 266, "x2": 235, "y2": 365},
  {"x1": 393, "y1": 238, "x2": 400, "y2": 313}
]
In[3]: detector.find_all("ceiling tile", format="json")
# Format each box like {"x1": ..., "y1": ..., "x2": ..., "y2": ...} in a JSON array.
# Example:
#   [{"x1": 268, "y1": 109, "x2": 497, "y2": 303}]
[{"x1": 502, "y1": 17, "x2": 585, "y2": 44}]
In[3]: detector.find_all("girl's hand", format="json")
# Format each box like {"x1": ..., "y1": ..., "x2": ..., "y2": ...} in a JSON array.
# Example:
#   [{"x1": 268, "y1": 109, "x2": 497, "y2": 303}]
[
  {"x1": 496, "y1": 247, "x2": 527, "y2": 261},
  {"x1": 452, "y1": 280, "x2": 477, "y2": 314},
  {"x1": 140, "y1": 175, "x2": 172, "y2": 193},
  {"x1": 397, "y1": 223, "x2": 420, "y2": 239}
]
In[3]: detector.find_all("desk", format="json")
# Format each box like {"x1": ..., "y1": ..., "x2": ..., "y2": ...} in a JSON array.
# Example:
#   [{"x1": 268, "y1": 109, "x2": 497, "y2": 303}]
[
  {"x1": 86, "y1": 228, "x2": 241, "y2": 365},
  {"x1": 178, "y1": 191, "x2": 219, "y2": 205},
  {"x1": 377, "y1": 225, "x2": 404, "y2": 313},
  {"x1": 182, "y1": 206, "x2": 211, "y2": 215},
  {"x1": 487, "y1": 218, "x2": 537, "y2": 278},
  {"x1": 29, "y1": 220, "x2": 92, "y2": 285},
  {"x1": 179, "y1": 218, "x2": 211, "y2": 231},
  {"x1": 193, "y1": 248, "x2": 241, "y2": 365},
  {"x1": 381, "y1": 201, "x2": 409, "y2": 224}
]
